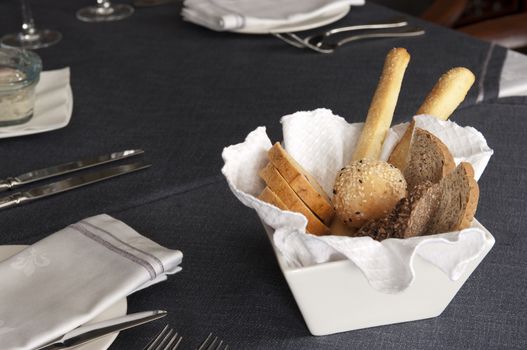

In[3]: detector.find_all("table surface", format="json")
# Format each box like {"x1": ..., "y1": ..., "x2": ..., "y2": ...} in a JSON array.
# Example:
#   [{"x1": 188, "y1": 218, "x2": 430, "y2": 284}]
[{"x1": 1, "y1": 1, "x2": 526, "y2": 349}]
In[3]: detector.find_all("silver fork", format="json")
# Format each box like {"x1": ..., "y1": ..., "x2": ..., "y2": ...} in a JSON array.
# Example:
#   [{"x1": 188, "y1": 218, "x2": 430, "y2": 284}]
[
  {"x1": 197, "y1": 333, "x2": 229, "y2": 350},
  {"x1": 273, "y1": 18, "x2": 425, "y2": 54},
  {"x1": 143, "y1": 325, "x2": 183, "y2": 350}
]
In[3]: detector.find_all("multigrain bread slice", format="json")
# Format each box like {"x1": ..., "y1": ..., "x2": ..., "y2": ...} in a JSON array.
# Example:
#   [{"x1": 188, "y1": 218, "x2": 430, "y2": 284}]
[
  {"x1": 356, "y1": 181, "x2": 441, "y2": 240},
  {"x1": 259, "y1": 163, "x2": 330, "y2": 236},
  {"x1": 268, "y1": 143, "x2": 334, "y2": 225},
  {"x1": 357, "y1": 162, "x2": 478, "y2": 240},
  {"x1": 427, "y1": 162, "x2": 479, "y2": 233},
  {"x1": 402, "y1": 128, "x2": 455, "y2": 189},
  {"x1": 388, "y1": 67, "x2": 475, "y2": 170}
]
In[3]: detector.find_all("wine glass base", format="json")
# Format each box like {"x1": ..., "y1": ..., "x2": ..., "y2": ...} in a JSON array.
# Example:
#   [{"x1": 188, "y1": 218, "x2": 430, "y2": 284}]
[
  {"x1": 76, "y1": 4, "x2": 134, "y2": 22},
  {"x1": 1, "y1": 29, "x2": 62, "y2": 49}
]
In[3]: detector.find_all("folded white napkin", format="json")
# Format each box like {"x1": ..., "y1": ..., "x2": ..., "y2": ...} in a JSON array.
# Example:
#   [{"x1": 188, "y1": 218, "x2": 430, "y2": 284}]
[
  {"x1": 222, "y1": 108, "x2": 494, "y2": 293},
  {"x1": 0, "y1": 214, "x2": 182, "y2": 350},
  {"x1": 182, "y1": 0, "x2": 364, "y2": 32},
  {"x1": 0, "y1": 67, "x2": 72, "y2": 138}
]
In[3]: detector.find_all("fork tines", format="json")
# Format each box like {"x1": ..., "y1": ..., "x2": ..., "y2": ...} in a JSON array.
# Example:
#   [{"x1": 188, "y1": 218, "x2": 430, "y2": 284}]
[
  {"x1": 144, "y1": 325, "x2": 183, "y2": 350},
  {"x1": 197, "y1": 332, "x2": 229, "y2": 350}
]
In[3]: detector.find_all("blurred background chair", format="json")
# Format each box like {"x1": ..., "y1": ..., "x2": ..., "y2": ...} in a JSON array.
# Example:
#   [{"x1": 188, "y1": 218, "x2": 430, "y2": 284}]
[{"x1": 373, "y1": 0, "x2": 527, "y2": 53}]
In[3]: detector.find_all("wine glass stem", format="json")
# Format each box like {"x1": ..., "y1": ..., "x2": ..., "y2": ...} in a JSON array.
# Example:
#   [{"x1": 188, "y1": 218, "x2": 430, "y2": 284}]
[{"x1": 20, "y1": 0, "x2": 37, "y2": 36}]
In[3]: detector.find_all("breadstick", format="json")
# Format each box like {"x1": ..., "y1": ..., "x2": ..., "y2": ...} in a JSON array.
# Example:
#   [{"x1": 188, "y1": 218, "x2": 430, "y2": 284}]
[
  {"x1": 417, "y1": 67, "x2": 475, "y2": 119},
  {"x1": 388, "y1": 67, "x2": 475, "y2": 170},
  {"x1": 352, "y1": 47, "x2": 410, "y2": 161}
]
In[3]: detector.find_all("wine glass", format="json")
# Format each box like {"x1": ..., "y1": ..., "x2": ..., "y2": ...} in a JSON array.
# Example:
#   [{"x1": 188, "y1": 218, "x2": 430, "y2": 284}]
[
  {"x1": 1, "y1": 0, "x2": 62, "y2": 49},
  {"x1": 76, "y1": 0, "x2": 134, "y2": 22}
]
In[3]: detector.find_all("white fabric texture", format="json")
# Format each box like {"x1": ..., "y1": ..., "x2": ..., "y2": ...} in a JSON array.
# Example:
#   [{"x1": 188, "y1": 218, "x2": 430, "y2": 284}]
[
  {"x1": 0, "y1": 214, "x2": 183, "y2": 350},
  {"x1": 499, "y1": 49, "x2": 527, "y2": 98},
  {"x1": 182, "y1": 0, "x2": 363, "y2": 32},
  {"x1": 221, "y1": 108, "x2": 494, "y2": 293},
  {"x1": 0, "y1": 67, "x2": 73, "y2": 138}
]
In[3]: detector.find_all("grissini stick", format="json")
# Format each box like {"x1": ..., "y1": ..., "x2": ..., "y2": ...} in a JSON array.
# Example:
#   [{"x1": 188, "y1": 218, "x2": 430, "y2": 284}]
[
  {"x1": 388, "y1": 67, "x2": 475, "y2": 170},
  {"x1": 352, "y1": 47, "x2": 411, "y2": 161},
  {"x1": 333, "y1": 48, "x2": 410, "y2": 229}
]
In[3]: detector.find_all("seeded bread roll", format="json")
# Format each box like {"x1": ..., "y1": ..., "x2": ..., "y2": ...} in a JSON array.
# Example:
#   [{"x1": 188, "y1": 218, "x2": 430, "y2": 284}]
[
  {"x1": 268, "y1": 143, "x2": 334, "y2": 225},
  {"x1": 333, "y1": 160, "x2": 407, "y2": 228},
  {"x1": 259, "y1": 163, "x2": 330, "y2": 236},
  {"x1": 389, "y1": 67, "x2": 475, "y2": 170},
  {"x1": 403, "y1": 128, "x2": 455, "y2": 189}
]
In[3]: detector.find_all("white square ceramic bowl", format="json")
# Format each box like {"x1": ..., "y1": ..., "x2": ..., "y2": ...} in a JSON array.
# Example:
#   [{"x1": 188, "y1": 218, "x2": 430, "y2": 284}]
[{"x1": 263, "y1": 219, "x2": 495, "y2": 336}]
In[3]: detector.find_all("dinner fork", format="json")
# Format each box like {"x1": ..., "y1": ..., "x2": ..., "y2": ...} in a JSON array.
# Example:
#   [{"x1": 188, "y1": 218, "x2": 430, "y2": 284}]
[
  {"x1": 143, "y1": 325, "x2": 183, "y2": 350},
  {"x1": 197, "y1": 333, "x2": 229, "y2": 350},
  {"x1": 274, "y1": 18, "x2": 425, "y2": 54}
]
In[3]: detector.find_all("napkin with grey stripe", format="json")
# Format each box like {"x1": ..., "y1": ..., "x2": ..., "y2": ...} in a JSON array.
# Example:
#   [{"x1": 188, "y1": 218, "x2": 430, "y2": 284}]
[{"x1": 0, "y1": 214, "x2": 182, "y2": 350}]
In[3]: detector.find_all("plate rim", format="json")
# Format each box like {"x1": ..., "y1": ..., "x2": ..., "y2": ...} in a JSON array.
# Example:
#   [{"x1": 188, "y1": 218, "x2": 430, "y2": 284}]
[{"x1": 232, "y1": 4, "x2": 350, "y2": 34}]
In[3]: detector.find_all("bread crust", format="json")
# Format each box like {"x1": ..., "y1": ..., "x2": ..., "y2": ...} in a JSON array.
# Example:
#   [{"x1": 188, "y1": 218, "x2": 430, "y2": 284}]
[
  {"x1": 416, "y1": 67, "x2": 475, "y2": 120},
  {"x1": 388, "y1": 67, "x2": 475, "y2": 171},
  {"x1": 258, "y1": 186, "x2": 288, "y2": 211},
  {"x1": 402, "y1": 128, "x2": 456, "y2": 189},
  {"x1": 268, "y1": 143, "x2": 334, "y2": 224},
  {"x1": 259, "y1": 163, "x2": 330, "y2": 236},
  {"x1": 458, "y1": 162, "x2": 479, "y2": 229},
  {"x1": 352, "y1": 47, "x2": 410, "y2": 161}
]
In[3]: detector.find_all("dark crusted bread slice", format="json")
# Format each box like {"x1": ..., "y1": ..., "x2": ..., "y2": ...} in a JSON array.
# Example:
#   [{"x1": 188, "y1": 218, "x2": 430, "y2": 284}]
[
  {"x1": 400, "y1": 128, "x2": 455, "y2": 189},
  {"x1": 357, "y1": 162, "x2": 478, "y2": 240},
  {"x1": 427, "y1": 162, "x2": 479, "y2": 233},
  {"x1": 356, "y1": 181, "x2": 441, "y2": 240}
]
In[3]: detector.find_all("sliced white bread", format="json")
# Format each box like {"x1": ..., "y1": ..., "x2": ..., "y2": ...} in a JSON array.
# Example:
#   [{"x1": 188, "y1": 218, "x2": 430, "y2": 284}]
[
  {"x1": 259, "y1": 163, "x2": 330, "y2": 236},
  {"x1": 267, "y1": 142, "x2": 334, "y2": 225},
  {"x1": 258, "y1": 186, "x2": 288, "y2": 211}
]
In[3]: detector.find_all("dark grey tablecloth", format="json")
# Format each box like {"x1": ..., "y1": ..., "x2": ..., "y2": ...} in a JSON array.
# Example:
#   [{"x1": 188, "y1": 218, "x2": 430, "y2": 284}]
[{"x1": 1, "y1": 1, "x2": 526, "y2": 349}]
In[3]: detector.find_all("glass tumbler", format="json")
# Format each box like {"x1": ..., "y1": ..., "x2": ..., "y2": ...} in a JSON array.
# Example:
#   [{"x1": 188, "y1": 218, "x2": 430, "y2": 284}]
[{"x1": 0, "y1": 48, "x2": 42, "y2": 126}]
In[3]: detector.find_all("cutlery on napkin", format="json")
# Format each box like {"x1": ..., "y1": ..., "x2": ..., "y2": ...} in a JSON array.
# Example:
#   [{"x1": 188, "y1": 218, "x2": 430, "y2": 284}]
[
  {"x1": 36, "y1": 310, "x2": 167, "y2": 350},
  {"x1": 0, "y1": 214, "x2": 182, "y2": 350}
]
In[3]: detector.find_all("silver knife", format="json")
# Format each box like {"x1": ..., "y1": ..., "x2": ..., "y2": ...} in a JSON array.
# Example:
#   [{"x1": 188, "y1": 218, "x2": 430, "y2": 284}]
[
  {"x1": 36, "y1": 310, "x2": 168, "y2": 350},
  {"x1": 0, "y1": 149, "x2": 144, "y2": 192},
  {"x1": 0, "y1": 161, "x2": 151, "y2": 210}
]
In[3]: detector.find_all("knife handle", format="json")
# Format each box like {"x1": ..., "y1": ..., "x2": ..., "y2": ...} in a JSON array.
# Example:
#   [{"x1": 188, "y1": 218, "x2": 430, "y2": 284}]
[
  {"x1": 0, "y1": 193, "x2": 27, "y2": 209},
  {"x1": 0, "y1": 178, "x2": 17, "y2": 193}
]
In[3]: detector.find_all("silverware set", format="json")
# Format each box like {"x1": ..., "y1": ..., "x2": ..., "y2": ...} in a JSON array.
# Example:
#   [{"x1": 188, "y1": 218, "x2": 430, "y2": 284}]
[
  {"x1": 0, "y1": 149, "x2": 150, "y2": 210},
  {"x1": 35, "y1": 310, "x2": 229, "y2": 350},
  {"x1": 37, "y1": 310, "x2": 168, "y2": 349},
  {"x1": 144, "y1": 325, "x2": 229, "y2": 350},
  {"x1": 273, "y1": 18, "x2": 425, "y2": 53}
]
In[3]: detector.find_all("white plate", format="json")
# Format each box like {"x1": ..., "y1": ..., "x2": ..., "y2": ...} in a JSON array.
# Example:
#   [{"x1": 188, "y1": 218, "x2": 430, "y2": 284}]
[
  {"x1": 0, "y1": 245, "x2": 127, "y2": 350},
  {"x1": 233, "y1": 5, "x2": 350, "y2": 34},
  {"x1": 0, "y1": 68, "x2": 73, "y2": 139}
]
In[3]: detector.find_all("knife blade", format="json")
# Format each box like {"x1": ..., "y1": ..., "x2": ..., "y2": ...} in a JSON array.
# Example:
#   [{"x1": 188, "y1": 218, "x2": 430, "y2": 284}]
[
  {"x1": 0, "y1": 161, "x2": 151, "y2": 210},
  {"x1": 0, "y1": 149, "x2": 144, "y2": 192},
  {"x1": 36, "y1": 310, "x2": 168, "y2": 350}
]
